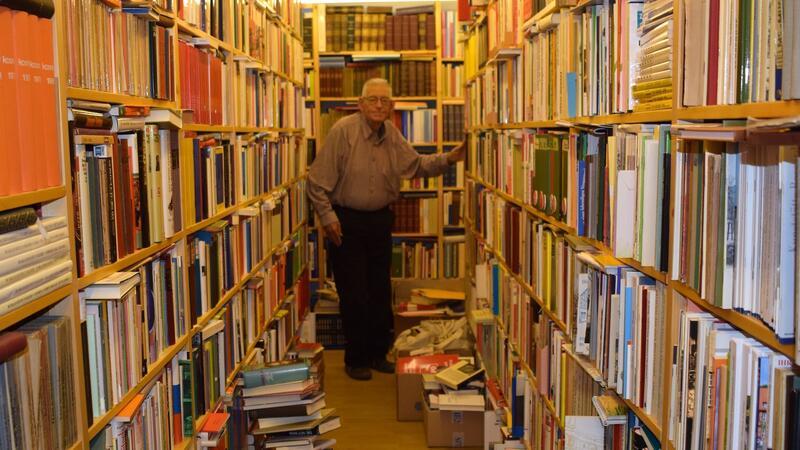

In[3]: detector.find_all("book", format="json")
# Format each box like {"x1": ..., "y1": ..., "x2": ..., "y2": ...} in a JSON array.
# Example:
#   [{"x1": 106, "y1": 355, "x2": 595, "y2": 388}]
[
  {"x1": 243, "y1": 361, "x2": 311, "y2": 389},
  {"x1": 252, "y1": 408, "x2": 337, "y2": 435},
  {"x1": 434, "y1": 360, "x2": 485, "y2": 389},
  {"x1": 243, "y1": 378, "x2": 318, "y2": 398}
]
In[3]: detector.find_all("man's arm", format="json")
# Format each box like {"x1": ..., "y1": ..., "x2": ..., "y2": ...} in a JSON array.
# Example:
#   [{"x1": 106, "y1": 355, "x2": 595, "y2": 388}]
[
  {"x1": 396, "y1": 134, "x2": 466, "y2": 179},
  {"x1": 307, "y1": 126, "x2": 343, "y2": 227}
]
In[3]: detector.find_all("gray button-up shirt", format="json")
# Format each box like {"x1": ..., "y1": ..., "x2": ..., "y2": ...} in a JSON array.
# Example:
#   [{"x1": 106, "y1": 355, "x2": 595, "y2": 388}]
[{"x1": 308, "y1": 112, "x2": 451, "y2": 226}]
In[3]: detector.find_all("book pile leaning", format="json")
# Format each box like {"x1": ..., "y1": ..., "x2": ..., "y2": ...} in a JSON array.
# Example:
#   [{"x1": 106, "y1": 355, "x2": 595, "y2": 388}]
[{"x1": 229, "y1": 344, "x2": 339, "y2": 450}]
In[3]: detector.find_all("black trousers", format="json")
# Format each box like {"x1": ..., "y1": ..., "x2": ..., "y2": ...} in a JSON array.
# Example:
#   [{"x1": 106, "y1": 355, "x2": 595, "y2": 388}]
[{"x1": 327, "y1": 205, "x2": 394, "y2": 367}]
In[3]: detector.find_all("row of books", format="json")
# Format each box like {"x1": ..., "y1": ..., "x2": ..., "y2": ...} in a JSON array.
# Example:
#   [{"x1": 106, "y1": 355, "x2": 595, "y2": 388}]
[
  {"x1": 683, "y1": 0, "x2": 800, "y2": 106},
  {"x1": 187, "y1": 210, "x2": 303, "y2": 324},
  {"x1": 442, "y1": 104, "x2": 465, "y2": 142},
  {"x1": 668, "y1": 293, "x2": 800, "y2": 450},
  {"x1": 322, "y1": 5, "x2": 435, "y2": 52},
  {"x1": 443, "y1": 235, "x2": 466, "y2": 279},
  {"x1": 70, "y1": 118, "x2": 182, "y2": 276},
  {"x1": 440, "y1": 9, "x2": 463, "y2": 59},
  {"x1": 468, "y1": 56, "x2": 523, "y2": 126},
  {"x1": 402, "y1": 172, "x2": 438, "y2": 190},
  {"x1": 443, "y1": 191, "x2": 464, "y2": 227},
  {"x1": 391, "y1": 195, "x2": 439, "y2": 234},
  {"x1": 442, "y1": 160, "x2": 465, "y2": 188},
  {"x1": 441, "y1": 64, "x2": 464, "y2": 98},
  {"x1": 187, "y1": 134, "x2": 307, "y2": 223},
  {"x1": 65, "y1": 0, "x2": 174, "y2": 100},
  {"x1": 469, "y1": 124, "x2": 673, "y2": 272},
  {"x1": 391, "y1": 238, "x2": 438, "y2": 279},
  {"x1": 0, "y1": 209, "x2": 72, "y2": 317},
  {"x1": 319, "y1": 106, "x2": 438, "y2": 144},
  {"x1": 318, "y1": 58, "x2": 436, "y2": 98},
  {"x1": 0, "y1": 6, "x2": 61, "y2": 196},
  {"x1": 0, "y1": 316, "x2": 77, "y2": 450},
  {"x1": 178, "y1": 0, "x2": 303, "y2": 64},
  {"x1": 670, "y1": 129, "x2": 797, "y2": 341}
]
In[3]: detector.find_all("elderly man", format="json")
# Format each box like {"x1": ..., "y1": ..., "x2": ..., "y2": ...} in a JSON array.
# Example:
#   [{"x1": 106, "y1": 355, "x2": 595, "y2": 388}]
[{"x1": 307, "y1": 78, "x2": 466, "y2": 380}]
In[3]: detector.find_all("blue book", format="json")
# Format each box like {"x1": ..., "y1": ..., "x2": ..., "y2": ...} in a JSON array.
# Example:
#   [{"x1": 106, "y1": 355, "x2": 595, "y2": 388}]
[
  {"x1": 492, "y1": 263, "x2": 500, "y2": 316},
  {"x1": 566, "y1": 72, "x2": 577, "y2": 118},
  {"x1": 243, "y1": 361, "x2": 311, "y2": 389}
]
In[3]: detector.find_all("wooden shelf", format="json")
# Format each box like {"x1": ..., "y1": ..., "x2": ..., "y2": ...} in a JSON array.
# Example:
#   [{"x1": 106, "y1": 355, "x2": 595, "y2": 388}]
[
  {"x1": 410, "y1": 142, "x2": 438, "y2": 147},
  {"x1": 66, "y1": 87, "x2": 178, "y2": 109},
  {"x1": 0, "y1": 285, "x2": 73, "y2": 332},
  {"x1": 442, "y1": 141, "x2": 463, "y2": 146},
  {"x1": 443, "y1": 186, "x2": 464, "y2": 191},
  {"x1": 670, "y1": 281, "x2": 795, "y2": 360},
  {"x1": 393, "y1": 232, "x2": 438, "y2": 238},
  {"x1": 319, "y1": 50, "x2": 437, "y2": 58},
  {"x1": 400, "y1": 188, "x2": 439, "y2": 192},
  {"x1": 441, "y1": 58, "x2": 464, "y2": 63},
  {"x1": 319, "y1": 96, "x2": 437, "y2": 102},
  {"x1": 677, "y1": 101, "x2": 800, "y2": 120},
  {"x1": 0, "y1": 186, "x2": 66, "y2": 212},
  {"x1": 441, "y1": 98, "x2": 466, "y2": 104}
]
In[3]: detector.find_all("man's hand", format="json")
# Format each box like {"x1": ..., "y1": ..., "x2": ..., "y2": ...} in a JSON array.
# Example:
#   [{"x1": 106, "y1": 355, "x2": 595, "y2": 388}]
[
  {"x1": 447, "y1": 139, "x2": 467, "y2": 164},
  {"x1": 323, "y1": 221, "x2": 343, "y2": 247}
]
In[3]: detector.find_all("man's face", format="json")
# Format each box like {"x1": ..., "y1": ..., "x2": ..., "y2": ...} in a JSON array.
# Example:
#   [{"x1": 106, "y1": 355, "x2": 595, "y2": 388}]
[{"x1": 358, "y1": 84, "x2": 394, "y2": 125}]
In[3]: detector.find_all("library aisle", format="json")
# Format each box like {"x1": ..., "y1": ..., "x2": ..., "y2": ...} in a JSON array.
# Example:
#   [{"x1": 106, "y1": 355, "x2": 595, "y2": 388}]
[{"x1": 322, "y1": 350, "x2": 479, "y2": 450}]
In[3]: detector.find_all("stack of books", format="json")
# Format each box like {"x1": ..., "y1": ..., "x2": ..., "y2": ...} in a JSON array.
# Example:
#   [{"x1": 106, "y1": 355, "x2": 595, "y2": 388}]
[
  {"x1": 424, "y1": 359, "x2": 486, "y2": 412},
  {"x1": 396, "y1": 288, "x2": 466, "y2": 317},
  {"x1": 229, "y1": 358, "x2": 340, "y2": 450}
]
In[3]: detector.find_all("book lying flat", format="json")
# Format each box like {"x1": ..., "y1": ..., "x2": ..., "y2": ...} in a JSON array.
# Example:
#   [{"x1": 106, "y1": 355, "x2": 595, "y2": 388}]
[
  {"x1": 252, "y1": 408, "x2": 338, "y2": 436},
  {"x1": 243, "y1": 378, "x2": 317, "y2": 398},
  {"x1": 436, "y1": 393, "x2": 485, "y2": 412},
  {"x1": 242, "y1": 360, "x2": 311, "y2": 389},
  {"x1": 247, "y1": 396, "x2": 327, "y2": 418},
  {"x1": 434, "y1": 360, "x2": 485, "y2": 390},
  {"x1": 243, "y1": 391, "x2": 325, "y2": 410}
]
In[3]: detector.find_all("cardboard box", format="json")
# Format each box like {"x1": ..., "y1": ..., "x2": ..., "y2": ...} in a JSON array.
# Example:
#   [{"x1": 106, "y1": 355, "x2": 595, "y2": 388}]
[
  {"x1": 395, "y1": 354, "x2": 461, "y2": 421},
  {"x1": 423, "y1": 395, "x2": 485, "y2": 448}
]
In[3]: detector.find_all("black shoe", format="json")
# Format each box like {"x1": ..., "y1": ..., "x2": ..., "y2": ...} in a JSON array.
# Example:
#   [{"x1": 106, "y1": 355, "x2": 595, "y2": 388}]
[
  {"x1": 370, "y1": 358, "x2": 395, "y2": 374},
  {"x1": 345, "y1": 365, "x2": 372, "y2": 381}
]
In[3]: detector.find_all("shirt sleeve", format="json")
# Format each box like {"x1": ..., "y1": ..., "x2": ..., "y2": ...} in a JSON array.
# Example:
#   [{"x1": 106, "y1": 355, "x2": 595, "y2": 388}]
[
  {"x1": 394, "y1": 132, "x2": 451, "y2": 179},
  {"x1": 307, "y1": 125, "x2": 343, "y2": 226}
]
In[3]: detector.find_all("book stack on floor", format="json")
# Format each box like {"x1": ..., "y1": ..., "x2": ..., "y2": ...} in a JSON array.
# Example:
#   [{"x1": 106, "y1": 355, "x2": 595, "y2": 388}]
[{"x1": 228, "y1": 351, "x2": 340, "y2": 450}]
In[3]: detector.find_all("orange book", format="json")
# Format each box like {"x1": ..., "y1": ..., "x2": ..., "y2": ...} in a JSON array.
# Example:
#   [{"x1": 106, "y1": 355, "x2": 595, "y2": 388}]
[
  {"x1": 39, "y1": 16, "x2": 60, "y2": 188},
  {"x1": 199, "y1": 412, "x2": 230, "y2": 434},
  {"x1": 115, "y1": 393, "x2": 145, "y2": 422},
  {"x1": 27, "y1": 12, "x2": 45, "y2": 190},
  {"x1": 0, "y1": 7, "x2": 22, "y2": 195},
  {"x1": 11, "y1": 10, "x2": 36, "y2": 192}
]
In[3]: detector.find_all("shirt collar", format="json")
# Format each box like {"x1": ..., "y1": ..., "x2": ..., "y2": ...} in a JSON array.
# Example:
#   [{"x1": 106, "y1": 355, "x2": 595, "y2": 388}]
[{"x1": 359, "y1": 113, "x2": 387, "y2": 144}]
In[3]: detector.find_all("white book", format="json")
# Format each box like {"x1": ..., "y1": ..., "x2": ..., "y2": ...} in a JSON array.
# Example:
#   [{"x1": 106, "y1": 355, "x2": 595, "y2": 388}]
[
  {"x1": 0, "y1": 238, "x2": 70, "y2": 278},
  {"x1": 776, "y1": 147, "x2": 796, "y2": 340},
  {"x1": 640, "y1": 139, "x2": 659, "y2": 267},
  {"x1": 81, "y1": 272, "x2": 141, "y2": 300},
  {"x1": 0, "y1": 216, "x2": 66, "y2": 248},
  {"x1": 671, "y1": 150, "x2": 685, "y2": 279},
  {"x1": 0, "y1": 260, "x2": 72, "y2": 303},
  {"x1": 614, "y1": 170, "x2": 637, "y2": 258},
  {"x1": 437, "y1": 393, "x2": 484, "y2": 412}
]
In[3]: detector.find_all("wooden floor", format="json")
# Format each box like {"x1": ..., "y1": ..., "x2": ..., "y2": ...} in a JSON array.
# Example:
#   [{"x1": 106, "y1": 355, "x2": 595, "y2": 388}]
[{"x1": 321, "y1": 350, "x2": 478, "y2": 450}]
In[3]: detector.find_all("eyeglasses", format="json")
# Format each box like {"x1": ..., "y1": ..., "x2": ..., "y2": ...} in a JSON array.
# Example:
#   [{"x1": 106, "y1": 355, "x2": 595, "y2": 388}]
[{"x1": 362, "y1": 96, "x2": 392, "y2": 105}]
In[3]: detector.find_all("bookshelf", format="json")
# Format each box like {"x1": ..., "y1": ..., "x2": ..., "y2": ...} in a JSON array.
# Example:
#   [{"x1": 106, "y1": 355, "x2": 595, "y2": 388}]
[
  {"x1": 462, "y1": 0, "x2": 800, "y2": 449},
  {"x1": 303, "y1": 1, "x2": 467, "y2": 287},
  {"x1": 0, "y1": 0, "x2": 311, "y2": 448}
]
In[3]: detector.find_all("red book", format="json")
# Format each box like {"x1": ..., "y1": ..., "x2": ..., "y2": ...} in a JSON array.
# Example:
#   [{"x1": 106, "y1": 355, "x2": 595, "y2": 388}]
[
  {"x1": 706, "y1": 0, "x2": 720, "y2": 105},
  {"x1": 0, "y1": 332, "x2": 27, "y2": 362},
  {"x1": 396, "y1": 354, "x2": 460, "y2": 374},
  {"x1": 12, "y1": 10, "x2": 35, "y2": 192},
  {"x1": 457, "y1": 0, "x2": 471, "y2": 22},
  {"x1": 38, "y1": 16, "x2": 60, "y2": 188},
  {"x1": 384, "y1": 15, "x2": 394, "y2": 50}
]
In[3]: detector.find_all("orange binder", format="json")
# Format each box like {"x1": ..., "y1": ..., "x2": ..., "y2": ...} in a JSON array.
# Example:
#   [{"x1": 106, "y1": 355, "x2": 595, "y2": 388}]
[
  {"x1": 0, "y1": 7, "x2": 22, "y2": 195},
  {"x1": 39, "y1": 16, "x2": 61, "y2": 188},
  {"x1": 12, "y1": 10, "x2": 36, "y2": 192}
]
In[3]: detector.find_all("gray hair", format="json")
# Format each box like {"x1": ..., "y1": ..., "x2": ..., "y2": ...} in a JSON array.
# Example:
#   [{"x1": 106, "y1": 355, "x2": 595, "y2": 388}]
[{"x1": 361, "y1": 78, "x2": 393, "y2": 98}]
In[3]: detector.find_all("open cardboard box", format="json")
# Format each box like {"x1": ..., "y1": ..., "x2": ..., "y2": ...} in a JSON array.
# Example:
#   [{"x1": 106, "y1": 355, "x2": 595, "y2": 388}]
[{"x1": 422, "y1": 392, "x2": 484, "y2": 448}]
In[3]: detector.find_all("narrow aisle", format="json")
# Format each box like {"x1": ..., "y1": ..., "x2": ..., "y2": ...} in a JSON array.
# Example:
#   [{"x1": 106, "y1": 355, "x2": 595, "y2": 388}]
[
  {"x1": 322, "y1": 350, "x2": 429, "y2": 449},
  {"x1": 322, "y1": 350, "x2": 478, "y2": 450}
]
